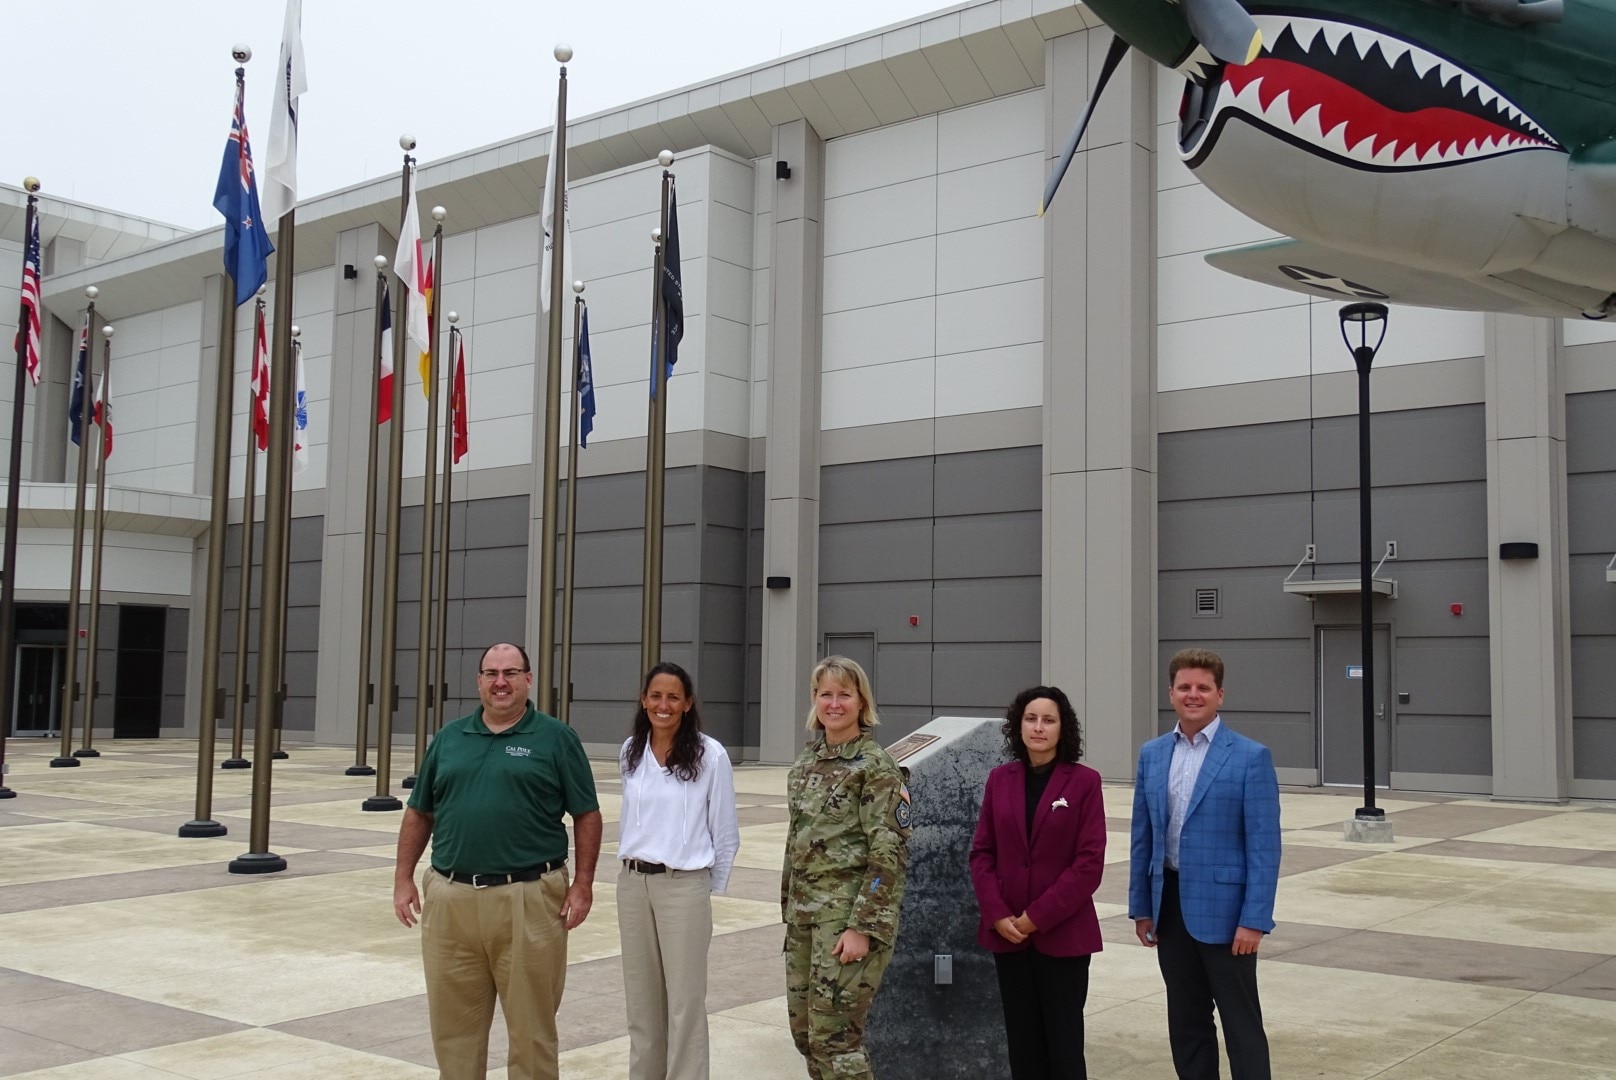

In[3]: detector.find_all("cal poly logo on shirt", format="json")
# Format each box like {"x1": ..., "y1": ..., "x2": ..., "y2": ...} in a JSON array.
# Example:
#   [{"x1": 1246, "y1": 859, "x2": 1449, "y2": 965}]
[{"x1": 505, "y1": 745, "x2": 532, "y2": 758}]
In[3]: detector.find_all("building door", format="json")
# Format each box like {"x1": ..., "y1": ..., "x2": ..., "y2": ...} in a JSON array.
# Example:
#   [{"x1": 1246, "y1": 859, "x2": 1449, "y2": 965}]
[
  {"x1": 1318, "y1": 626, "x2": 1391, "y2": 787},
  {"x1": 822, "y1": 633, "x2": 876, "y2": 684},
  {"x1": 13, "y1": 645, "x2": 65, "y2": 736},
  {"x1": 114, "y1": 605, "x2": 166, "y2": 739}
]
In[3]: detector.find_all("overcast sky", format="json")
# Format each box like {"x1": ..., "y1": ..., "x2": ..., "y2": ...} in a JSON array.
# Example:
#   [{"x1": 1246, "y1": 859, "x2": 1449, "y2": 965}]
[{"x1": 5, "y1": 0, "x2": 951, "y2": 230}]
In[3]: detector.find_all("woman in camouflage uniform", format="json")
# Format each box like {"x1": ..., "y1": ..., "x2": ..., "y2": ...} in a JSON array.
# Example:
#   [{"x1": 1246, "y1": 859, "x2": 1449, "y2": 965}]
[{"x1": 782, "y1": 656, "x2": 912, "y2": 1080}]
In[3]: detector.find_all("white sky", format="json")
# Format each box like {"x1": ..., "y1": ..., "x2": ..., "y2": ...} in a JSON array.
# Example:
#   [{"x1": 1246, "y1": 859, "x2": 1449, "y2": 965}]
[{"x1": 5, "y1": 0, "x2": 952, "y2": 230}]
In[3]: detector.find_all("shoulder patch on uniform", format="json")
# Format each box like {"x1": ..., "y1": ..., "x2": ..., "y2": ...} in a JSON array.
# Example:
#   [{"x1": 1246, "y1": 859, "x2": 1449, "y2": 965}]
[{"x1": 894, "y1": 784, "x2": 912, "y2": 829}]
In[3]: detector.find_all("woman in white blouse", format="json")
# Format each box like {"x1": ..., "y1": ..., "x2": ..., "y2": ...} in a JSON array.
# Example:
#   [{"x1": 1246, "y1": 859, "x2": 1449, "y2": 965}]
[{"x1": 617, "y1": 661, "x2": 741, "y2": 1080}]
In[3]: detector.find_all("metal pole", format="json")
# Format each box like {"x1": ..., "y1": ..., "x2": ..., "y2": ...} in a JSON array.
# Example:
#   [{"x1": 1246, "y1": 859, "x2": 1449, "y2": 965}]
[
  {"x1": 226, "y1": 299, "x2": 265, "y2": 771},
  {"x1": 432, "y1": 323, "x2": 458, "y2": 734},
  {"x1": 180, "y1": 275, "x2": 236, "y2": 836},
  {"x1": 53, "y1": 292, "x2": 96, "y2": 769},
  {"x1": 228, "y1": 210, "x2": 295, "y2": 875},
  {"x1": 640, "y1": 171, "x2": 672, "y2": 673},
  {"x1": 365, "y1": 149, "x2": 413, "y2": 814},
  {"x1": 1355, "y1": 347, "x2": 1381, "y2": 819},
  {"x1": 79, "y1": 330, "x2": 115, "y2": 758},
  {"x1": 405, "y1": 218, "x2": 445, "y2": 787},
  {"x1": 272, "y1": 331, "x2": 297, "y2": 761},
  {"x1": 0, "y1": 184, "x2": 40, "y2": 800},
  {"x1": 348, "y1": 263, "x2": 387, "y2": 777},
  {"x1": 560, "y1": 294, "x2": 584, "y2": 723},
  {"x1": 536, "y1": 61, "x2": 570, "y2": 716}
]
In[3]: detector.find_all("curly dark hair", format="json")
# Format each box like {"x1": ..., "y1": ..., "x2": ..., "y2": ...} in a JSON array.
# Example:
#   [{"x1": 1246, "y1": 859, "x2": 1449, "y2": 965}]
[
  {"x1": 1001, "y1": 685, "x2": 1083, "y2": 765},
  {"x1": 623, "y1": 662, "x2": 707, "y2": 781}
]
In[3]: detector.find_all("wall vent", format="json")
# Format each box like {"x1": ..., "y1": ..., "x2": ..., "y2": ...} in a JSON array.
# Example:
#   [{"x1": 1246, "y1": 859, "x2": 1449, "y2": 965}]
[{"x1": 1193, "y1": 587, "x2": 1220, "y2": 618}]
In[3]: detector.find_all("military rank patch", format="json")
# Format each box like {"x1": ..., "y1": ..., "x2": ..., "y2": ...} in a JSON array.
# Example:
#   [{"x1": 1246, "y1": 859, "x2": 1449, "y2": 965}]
[{"x1": 894, "y1": 784, "x2": 912, "y2": 829}]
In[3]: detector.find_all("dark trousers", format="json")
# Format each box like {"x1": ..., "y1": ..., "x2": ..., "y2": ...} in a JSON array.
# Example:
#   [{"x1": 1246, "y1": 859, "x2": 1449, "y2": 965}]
[
  {"x1": 993, "y1": 948, "x2": 1091, "y2": 1080},
  {"x1": 1156, "y1": 868, "x2": 1270, "y2": 1080}
]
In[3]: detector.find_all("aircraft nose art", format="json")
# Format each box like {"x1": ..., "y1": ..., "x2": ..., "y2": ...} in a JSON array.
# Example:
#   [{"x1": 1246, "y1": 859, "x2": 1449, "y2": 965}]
[{"x1": 1181, "y1": 13, "x2": 1565, "y2": 171}]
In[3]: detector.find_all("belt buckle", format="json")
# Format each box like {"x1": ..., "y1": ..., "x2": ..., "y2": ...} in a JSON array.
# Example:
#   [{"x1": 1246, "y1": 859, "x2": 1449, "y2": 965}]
[{"x1": 471, "y1": 873, "x2": 494, "y2": 889}]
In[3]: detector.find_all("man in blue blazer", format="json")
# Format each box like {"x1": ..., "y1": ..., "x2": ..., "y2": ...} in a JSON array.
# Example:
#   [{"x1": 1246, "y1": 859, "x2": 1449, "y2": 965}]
[{"x1": 1129, "y1": 648, "x2": 1281, "y2": 1080}]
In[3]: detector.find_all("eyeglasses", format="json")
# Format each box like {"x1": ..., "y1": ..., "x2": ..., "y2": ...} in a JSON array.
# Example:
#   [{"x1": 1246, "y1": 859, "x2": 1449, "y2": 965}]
[{"x1": 479, "y1": 668, "x2": 529, "y2": 681}]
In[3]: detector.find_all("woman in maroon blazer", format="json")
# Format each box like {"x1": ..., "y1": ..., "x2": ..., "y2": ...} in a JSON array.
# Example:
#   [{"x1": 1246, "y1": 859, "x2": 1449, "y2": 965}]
[{"x1": 970, "y1": 685, "x2": 1106, "y2": 1080}]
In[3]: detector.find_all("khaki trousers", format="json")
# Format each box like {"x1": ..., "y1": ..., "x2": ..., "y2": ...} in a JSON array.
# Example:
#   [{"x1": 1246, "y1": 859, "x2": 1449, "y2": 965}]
[
  {"x1": 616, "y1": 864, "x2": 714, "y2": 1080},
  {"x1": 420, "y1": 867, "x2": 569, "y2": 1080}
]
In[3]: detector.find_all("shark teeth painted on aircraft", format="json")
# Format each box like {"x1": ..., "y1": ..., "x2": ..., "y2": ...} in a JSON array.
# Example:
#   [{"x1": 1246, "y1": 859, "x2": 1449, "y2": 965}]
[{"x1": 1180, "y1": 13, "x2": 1564, "y2": 170}]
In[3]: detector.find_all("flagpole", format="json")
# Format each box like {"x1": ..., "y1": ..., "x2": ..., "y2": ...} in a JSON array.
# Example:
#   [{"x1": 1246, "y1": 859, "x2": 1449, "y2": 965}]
[
  {"x1": 432, "y1": 317, "x2": 460, "y2": 734},
  {"x1": 405, "y1": 211, "x2": 446, "y2": 788},
  {"x1": 76, "y1": 327, "x2": 116, "y2": 758},
  {"x1": 229, "y1": 207, "x2": 294, "y2": 877},
  {"x1": 640, "y1": 159, "x2": 673, "y2": 673},
  {"x1": 0, "y1": 178, "x2": 42, "y2": 800},
  {"x1": 180, "y1": 271, "x2": 236, "y2": 836},
  {"x1": 348, "y1": 257, "x2": 387, "y2": 777},
  {"x1": 52, "y1": 290, "x2": 97, "y2": 769},
  {"x1": 559, "y1": 288, "x2": 586, "y2": 724},
  {"x1": 225, "y1": 295, "x2": 265, "y2": 771},
  {"x1": 534, "y1": 47, "x2": 572, "y2": 717},
  {"x1": 364, "y1": 144, "x2": 414, "y2": 814},
  {"x1": 273, "y1": 329, "x2": 299, "y2": 762}
]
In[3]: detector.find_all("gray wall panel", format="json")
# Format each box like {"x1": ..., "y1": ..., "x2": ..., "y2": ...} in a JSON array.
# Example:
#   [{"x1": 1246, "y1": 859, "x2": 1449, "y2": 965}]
[
  {"x1": 1311, "y1": 483, "x2": 1489, "y2": 564},
  {"x1": 1387, "y1": 638, "x2": 1492, "y2": 718},
  {"x1": 1572, "y1": 717, "x2": 1616, "y2": 780},
  {"x1": 1160, "y1": 422, "x2": 1312, "y2": 501},
  {"x1": 1312, "y1": 406, "x2": 1486, "y2": 490},
  {"x1": 702, "y1": 467, "x2": 749, "y2": 529},
  {"x1": 458, "y1": 494, "x2": 530, "y2": 548},
  {"x1": 1569, "y1": 556, "x2": 1616, "y2": 635},
  {"x1": 931, "y1": 643, "x2": 1041, "y2": 711},
  {"x1": 701, "y1": 525, "x2": 748, "y2": 587},
  {"x1": 820, "y1": 520, "x2": 934, "y2": 583},
  {"x1": 1395, "y1": 715, "x2": 1492, "y2": 776},
  {"x1": 575, "y1": 472, "x2": 648, "y2": 531},
  {"x1": 1571, "y1": 638, "x2": 1616, "y2": 720},
  {"x1": 702, "y1": 585, "x2": 748, "y2": 645},
  {"x1": 935, "y1": 446, "x2": 1041, "y2": 516},
  {"x1": 820, "y1": 582, "x2": 935, "y2": 640},
  {"x1": 873, "y1": 642, "x2": 933, "y2": 708},
  {"x1": 1220, "y1": 713, "x2": 1315, "y2": 770},
  {"x1": 1567, "y1": 473, "x2": 1616, "y2": 553},
  {"x1": 933, "y1": 513, "x2": 1041, "y2": 578},
  {"x1": 1159, "y1": 569, "x2": 1316, "y2": 642},
  {"x1": 1368, "y1": 563, "x2": 1489, "y2": 636},
  {"x1": 821, "y1": 458, "x2": 934, "y2": 524},
  {"x1": 1567, "y1": 390, "x2": 1616, "y2": 473},
  {"x1": 662, "y1": 524, "x2": 701, "y2": 583},
  {"x1": 932, "y1": 579, "x2": 1041, "y2": 643},
  {"x1": 573, "y1": 531, "x2": 647, "y2": 588},
  {"x1": 1159, "y1": 498, "x2": 1312, "y2": 571},
  {"x1": 460, "y1": 546, "x2": 530, "y2": 599},
  {"x1": 1157, "y1": 640, "x2": 1313, "y2": 715}
]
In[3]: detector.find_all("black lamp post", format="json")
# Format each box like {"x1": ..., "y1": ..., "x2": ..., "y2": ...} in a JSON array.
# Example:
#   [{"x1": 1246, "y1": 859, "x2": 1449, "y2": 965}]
[{"x1": 1340, "y1": 302, "x2": 1389, "y2": 820}]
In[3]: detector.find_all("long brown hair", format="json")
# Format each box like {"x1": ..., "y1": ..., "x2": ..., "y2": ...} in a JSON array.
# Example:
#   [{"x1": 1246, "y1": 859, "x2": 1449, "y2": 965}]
[{"x1": 623, "y1": 662, "x2": 707, "y2": 781}]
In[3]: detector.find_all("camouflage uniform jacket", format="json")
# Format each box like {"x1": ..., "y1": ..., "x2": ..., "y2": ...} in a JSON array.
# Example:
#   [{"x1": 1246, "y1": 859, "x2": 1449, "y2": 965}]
[{"x1": 781, "y1": 730, "x2": 912, "y2": 947}]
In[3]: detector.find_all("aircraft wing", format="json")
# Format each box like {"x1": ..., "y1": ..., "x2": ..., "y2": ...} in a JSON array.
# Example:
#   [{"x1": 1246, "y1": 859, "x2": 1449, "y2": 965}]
[{"x1": 1205, "y1": 238, "x2": 1602, "y2": 321}]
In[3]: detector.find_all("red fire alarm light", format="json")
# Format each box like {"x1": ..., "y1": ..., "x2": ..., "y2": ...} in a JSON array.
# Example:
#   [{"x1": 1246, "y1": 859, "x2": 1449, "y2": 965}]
[
  {"x1": 909, "y1": 616, "x2": 920, "y2": 627},
  {"x1": 1450, "y1": 603, "x2": 1463, "y2": 616}
]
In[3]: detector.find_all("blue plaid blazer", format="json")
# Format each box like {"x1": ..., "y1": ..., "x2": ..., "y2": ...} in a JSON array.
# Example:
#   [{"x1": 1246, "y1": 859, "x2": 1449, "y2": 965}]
[{"x1": 1127, "y1": 722, "x2": 1281, "y2": 944}]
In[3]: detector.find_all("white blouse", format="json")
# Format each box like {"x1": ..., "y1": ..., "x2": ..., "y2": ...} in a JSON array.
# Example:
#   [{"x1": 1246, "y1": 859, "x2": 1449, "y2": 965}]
[{"x1": 617, "y1": 732, "x2": 741, "y2": 893}]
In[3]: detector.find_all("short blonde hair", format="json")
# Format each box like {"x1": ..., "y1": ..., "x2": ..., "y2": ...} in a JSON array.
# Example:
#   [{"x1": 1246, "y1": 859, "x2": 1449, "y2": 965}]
[{"x1": 805, "y1": 655, "x2": 880, "y2": 732}]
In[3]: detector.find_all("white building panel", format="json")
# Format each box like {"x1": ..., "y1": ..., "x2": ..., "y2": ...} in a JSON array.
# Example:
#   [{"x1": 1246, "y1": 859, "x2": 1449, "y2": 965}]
[
  {"x1": 1159, "y1": 306, "x2": 1314, "y2": 391},
  {"x1": 935, "y1": 277, "x2": 1042, "y2": 356},
  {"x1": 822, "y1": 356, "x2": 935, "y2": 429},
  {"x1": 937, "y1": 152, "x2": 1044, "y2": 232},
  {"x1": 822, "y1": 298, "x2": 936, "y2": 373},
  {"x1": 937, "y1": 89, "x2": 1042, "y2": 173},
  {"x1": 1158, "y1": 250, "x2": 1307, "y2": 326},
  {"x1": 474, "y1": 216, "x2": 541, "y2": 277},
  {"x1": 936, "y1": 215, "x2": 1042, "y2": 295},
  {"x1": 823, "y1": 178, "x2": 938, "y2": 257},
  {"x1": 1158, "y1": 183, "x2": 1283, "y2": 259},
  {"x1": 936, "y1": 341, "x2": 1043, "y2": 416},
  {"x1": 825, "y1": 115, "x2": 938, "y2": 198},
  {"x1": 823, "y1": 236, "x2": 938, "y2": 314}
]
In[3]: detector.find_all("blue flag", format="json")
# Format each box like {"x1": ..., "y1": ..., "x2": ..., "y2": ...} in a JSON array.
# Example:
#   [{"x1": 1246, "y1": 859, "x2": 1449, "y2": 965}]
[
  {"x1": 579, "y1": 308, "x2": 596, "y2": 449},
  {"x1": 68, "y1": 315, "x2": 89, "y2": 446},
  {"x1": 214, "y1": 72, "x2": 274, "y2": 306},
  {"x1": 651, "y1": 189, "x2": 684, "y2": 398}
]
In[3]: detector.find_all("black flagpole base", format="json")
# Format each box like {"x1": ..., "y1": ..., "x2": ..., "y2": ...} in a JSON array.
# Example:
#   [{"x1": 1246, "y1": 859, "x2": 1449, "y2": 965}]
[
  {"x1": 401, "y1": 774, "x2": 417, "y2": 789},
  {"x1": 1355, "y1": 806, "x2": 1386, "y2": 820},
  {"x1": 221, "y1": 758, "x2": 251, "y2": 770},
  {"x1": 228, "y1": 851, "x2": 288, "y2": 875},
  {"x1": 49, "y1": 756, "x2": 81, "y2": 768},
  {"x1": 178, "y1": 819, "x2": 229, "y2": 838},
  {"x1": 271, "y1": 750, "x2": 289, "y2": 760},
  {"x1": 362, "y1": 794, "x2": 403, "y2": 812},
  {"x1": 72, "y1": 748, "x2": 100, "y2": 758},
  {"x1": 345, "y1": 764, "x2": 376, "y2": 777},
  {"x1": 0, "y1": 786, "x2": 15, "y2": 799}
]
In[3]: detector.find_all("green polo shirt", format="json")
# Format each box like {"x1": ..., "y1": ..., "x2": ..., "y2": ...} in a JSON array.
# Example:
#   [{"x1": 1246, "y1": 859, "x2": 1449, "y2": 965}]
[{"x1": 407, "y1": 703, "x2": 599, "y2": 874}]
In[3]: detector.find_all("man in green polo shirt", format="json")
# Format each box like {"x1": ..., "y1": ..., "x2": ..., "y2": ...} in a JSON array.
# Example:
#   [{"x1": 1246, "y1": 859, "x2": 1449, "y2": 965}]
[{"x1": 393, "y1": 642, "x2": 601, "y2": 1080}]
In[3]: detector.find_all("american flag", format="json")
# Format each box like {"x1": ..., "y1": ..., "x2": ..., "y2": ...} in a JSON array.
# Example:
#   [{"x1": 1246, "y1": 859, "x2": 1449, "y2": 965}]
[{"x1": 18, "y1": 208, "x2": 43, "y2": 386}]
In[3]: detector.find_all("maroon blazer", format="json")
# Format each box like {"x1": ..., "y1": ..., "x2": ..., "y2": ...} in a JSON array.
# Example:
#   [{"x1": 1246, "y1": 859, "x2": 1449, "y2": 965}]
[{"x1": 970, "y1": 760, "x2": 1106, "y2": 956}]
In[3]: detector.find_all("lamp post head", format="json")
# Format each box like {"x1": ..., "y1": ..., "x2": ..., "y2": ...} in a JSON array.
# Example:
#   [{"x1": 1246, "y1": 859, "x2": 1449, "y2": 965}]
[
  {"x1": 22, "y1": 176, "x2": 40, "y2": 193},
  {"x1": 400, "y1": 134, "x2": 417, "y2": 152},
  {"x1": 85, "y1": 286, "x2": 98, "y2": 300},
  {"x1": 555, "y1": 43, "x2": 573, "y2": 63},
  {"x1": 374, "y1": 255, "x2": 388, "y2": 270},
  {"x1": 1339, "y1": 302, "x2": 1389, "y2": 374},
  {"x1": 102, "y1": 325, "x2": 114, "y2": 340},
  {"x1": 431, "y1": 205, "x2": 446, "y2": 223},
  {"x1": 290, "y1": 325, "x2": 301, "y2": 339},
  {"x1": 657, "y1": 150, "x2": 675, "y2": 168},
  {"x1": 572, "y1": 280, "x2": 585, "y2": 295},
  {"x1": 232, "y1": 44, "x2": 252, "y2": 64},
  {"x1": 446, "y1": 311, "x2": 459, "y2": 325}
]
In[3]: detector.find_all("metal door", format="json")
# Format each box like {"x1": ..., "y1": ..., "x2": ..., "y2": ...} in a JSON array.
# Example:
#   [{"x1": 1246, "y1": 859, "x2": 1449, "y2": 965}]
[
  {"x1": 1318, "y1": 626, "x2": 1391, "y2": 787},
  {"x1": 12, "y1": 645, "x2": 64, "y2": 736}
]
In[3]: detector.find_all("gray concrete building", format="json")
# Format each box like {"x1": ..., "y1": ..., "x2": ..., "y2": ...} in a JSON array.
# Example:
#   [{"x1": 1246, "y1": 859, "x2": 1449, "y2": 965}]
[{"x1": 5, "y1": 0, "x2": 1614, "y2": 802}]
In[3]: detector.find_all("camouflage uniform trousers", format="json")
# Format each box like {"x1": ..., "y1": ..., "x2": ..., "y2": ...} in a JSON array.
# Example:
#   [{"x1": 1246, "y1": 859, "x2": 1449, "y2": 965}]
[{"x1": 785, "y1": 922, "x2": 894, "y2": 1080}]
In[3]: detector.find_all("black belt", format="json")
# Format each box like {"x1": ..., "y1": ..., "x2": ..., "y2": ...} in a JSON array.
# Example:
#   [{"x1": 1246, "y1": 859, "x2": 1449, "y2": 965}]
[
  {"x1": 434, "y1": 858, "x2": 565, "y2": 888},
  {"x1": 625, "y1": 859, "x2": 667, "y2": 875}
]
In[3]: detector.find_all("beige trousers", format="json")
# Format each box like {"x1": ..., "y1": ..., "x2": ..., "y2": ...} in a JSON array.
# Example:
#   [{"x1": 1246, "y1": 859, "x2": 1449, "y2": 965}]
[
  {"x1": 616, "y1": 864, "x2": 714, "y2": 1080},
  {"x1": 420, "y1": 867, "x2": 569, "y2": 1080}
]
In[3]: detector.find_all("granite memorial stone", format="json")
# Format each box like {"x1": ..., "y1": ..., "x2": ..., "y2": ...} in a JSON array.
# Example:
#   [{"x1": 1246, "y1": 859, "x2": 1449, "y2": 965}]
[{"x1": 867, "y1": 716, "x2": 1008, "y2": 1078}]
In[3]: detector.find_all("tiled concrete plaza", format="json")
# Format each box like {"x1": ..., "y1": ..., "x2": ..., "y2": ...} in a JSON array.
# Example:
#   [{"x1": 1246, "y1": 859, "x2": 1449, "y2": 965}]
[{"x1": 1, "y1": 738, "x2": 1614, "y2": 1078}]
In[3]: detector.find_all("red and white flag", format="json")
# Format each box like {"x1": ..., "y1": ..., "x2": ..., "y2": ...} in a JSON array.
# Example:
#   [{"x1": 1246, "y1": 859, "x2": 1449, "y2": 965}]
[
  {"x1": 17, "y1": 209, "x2": 42, "y2": 386},
  {"x1": 92, "y1": 374, "x2": 113, "y2": 459},
  {"x1": 450, "y1": 331, "x2": 469, "y2": 463},
  {"x1": 250, "y1": 304, "x2": 271, "y2": 451},
  {"x1": 377, "y1": 279, "x2": 394, "y2": 424}
]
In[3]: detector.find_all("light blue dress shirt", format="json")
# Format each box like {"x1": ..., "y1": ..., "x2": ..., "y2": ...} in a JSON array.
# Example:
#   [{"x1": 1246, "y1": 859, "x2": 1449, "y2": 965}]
[{"x1": 1165, "y1": 715, "x2": 1221, "y2": 871}]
